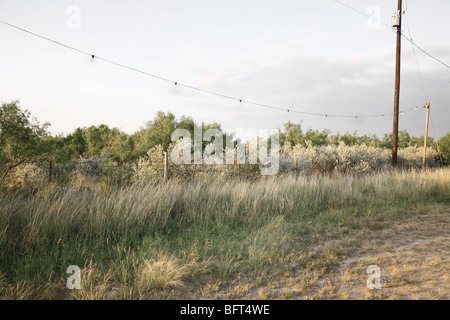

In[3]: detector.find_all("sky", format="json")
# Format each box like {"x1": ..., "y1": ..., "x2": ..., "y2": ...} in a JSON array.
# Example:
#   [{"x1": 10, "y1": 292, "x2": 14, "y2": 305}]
[{"x1": 0, "y1": 0, "x2": 449, "y2": 139}]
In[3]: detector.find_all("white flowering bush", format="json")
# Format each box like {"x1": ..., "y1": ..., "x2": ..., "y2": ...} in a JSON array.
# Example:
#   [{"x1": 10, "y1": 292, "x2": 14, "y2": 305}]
[
  {"x1": 8, "y1": 163, "x2": 46, "y2": 189},
  {"x1": 133, "y1": 145, "x2": 166, "y2": 183},
  {"x1": 133, "y1": 139, "x2": 261, "y2": 182},
  {"x1": 133, "y1": 140, "x2": 441, "y2": 181},
  {"x1": 281, "y1": 142, "x2": 438, "y2": 175},
  {"x1": 398, "y1": 147, "x2": 439, "y2": 168}
]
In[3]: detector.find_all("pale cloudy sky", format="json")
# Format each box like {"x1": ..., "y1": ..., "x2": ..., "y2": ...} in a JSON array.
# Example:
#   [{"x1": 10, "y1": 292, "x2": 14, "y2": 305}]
[{"x1": 0, "y1": 0, "x2": 449, "y2": 138}]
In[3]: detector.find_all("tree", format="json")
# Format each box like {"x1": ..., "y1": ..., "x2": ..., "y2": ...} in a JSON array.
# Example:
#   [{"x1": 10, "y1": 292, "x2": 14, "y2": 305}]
[
  {"x1": 304, "y1": 128, "x2": 330, "y2": 147},
  {"x1": 39, "y1": 136, "x2": 69, "y2": 183},
  {"x1": 83, "y1": 124, "x2": 120, "y2": 157},
  {"x1": 104, "y1": 132, "x2": 136, "y2": 164},
  {"x1": 279, "y1": 121, "x2": 304, "y2": 146},
  {"x1": 377, "y1": 133, "x2": 393, "y2": 149},
  {"x1": 134, "y1": 111, "x2": 176, "y2": 156},
  {"x1": 398, "y1": 130, "x2": 411, "y2": 148},
  {"x1": 64, "y1": 127, "x2": 87, "y2": 157},
  {"x1": 279, "y1": 121, "x2": 330, "y2": 147},
  {"x1": 0, "y1": 101, "x2": 49, "y2": 182},
  {"x1": 438, "y1": 131, "x2": 450, "y2": 165},
  {"x1": 177, "y1": 115, "x2": 195, "y2": 136},
  {"x1": 409, "y1": 135, "x2": 436, "y2": 150},
  {"x1": 133, "y1": 111, "x2": 229, "y2": 157}
]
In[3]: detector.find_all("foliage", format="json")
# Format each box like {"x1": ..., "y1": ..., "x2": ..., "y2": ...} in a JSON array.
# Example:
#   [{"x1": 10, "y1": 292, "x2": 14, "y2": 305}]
[
  {"x1": 279, "y1": 142, "x2": 439, "y2": 175},
  {"x1": 7, "y1": 163, "x2": 46, "y2": 190},
  {"x1": 134, "y1": 111, "x2": 177, "y2": 155},
  {"x1": 0, "y1": 101, "x2": 448, "y2": 189},
  {"x1": 0, "y1": 101, "x2": 49, "y2": 183},
  {"x1": 438, "y1": 132, "x2": 450, "y2": 165}
]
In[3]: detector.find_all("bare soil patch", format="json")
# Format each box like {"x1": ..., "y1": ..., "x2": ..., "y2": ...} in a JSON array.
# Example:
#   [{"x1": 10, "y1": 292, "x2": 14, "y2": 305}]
[{"x1": 188, "y1": 205, "x2": 449, "y2": 300}]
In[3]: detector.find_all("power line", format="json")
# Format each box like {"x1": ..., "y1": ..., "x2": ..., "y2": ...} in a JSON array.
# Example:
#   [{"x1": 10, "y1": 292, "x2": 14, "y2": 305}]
[
  {"x1": 402, "y1": 2, "x2": 443, "y2": 166},
  {"x1": 331, "y1": 0, "x2": 450, "y2": 70},
  {"x1": 0, "y1": 19, "x2": 425, "y2": 119},
  {"x1": 400, "y1": 33, "x2": 450, "y2": 69},
  {"x1": 403, "y1": 10, "x2": 428, "y2": 102},
  {"x1": 0, "y1": 20, "x2": 92, "y2": 57},
  {"x1": 332, "y1": 0, "x2": 392, "y2": 29}
]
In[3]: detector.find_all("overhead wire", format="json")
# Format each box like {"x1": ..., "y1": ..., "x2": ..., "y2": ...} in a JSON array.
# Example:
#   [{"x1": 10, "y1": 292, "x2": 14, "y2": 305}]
[
  {"x1": 332, "y1": 0, "x2": 392, "y2": 29},
  {"x1": 403, "y1": 14, "x2": 428, "y2": 102},
  {"x1": 402, "y1": 2, "x2": 444, "y2": 167},
  {"x1": 400, "y1": 33, "x2": 450, "y2": 69},
  {"x1": 2, "y1": 3, "x2": 447, "y2": 120},
  {"x1": 332, "y1": 0, "x2": 447, "y2": 157},
  {"x1": 0, "y1": 18, "x2": 421, "y2": 119},
  {"x1": 332, "y1": 0, "x2": 450, "y2": 70}
]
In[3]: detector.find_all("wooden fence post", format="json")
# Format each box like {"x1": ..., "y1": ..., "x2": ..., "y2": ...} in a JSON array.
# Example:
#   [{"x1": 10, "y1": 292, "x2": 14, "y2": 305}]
[
  {"x1": 49, "y1": 160, "x2": 52, "y2": 183},
  {"x1": 423, "y1": 102, "x2": 430, "y2": 170},
  {"x1": 163, "y1": 151, "x2": 168, "y2": 184}
]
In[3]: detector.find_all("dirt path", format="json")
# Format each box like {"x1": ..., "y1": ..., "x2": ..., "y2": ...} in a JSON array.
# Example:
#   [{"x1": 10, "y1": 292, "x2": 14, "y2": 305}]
[
  {"x1": 334, "y1": 235, "x2": 449, "y2": 299},
  {"x1": 293, "y1": 207, "x2": 449, "y2": 299},
  {"x1": 236, "y1": 205, "x2": 450, "y2": 300},
  {"x1": 170, "y1": 205, "x2": 449, "y2": 300}
]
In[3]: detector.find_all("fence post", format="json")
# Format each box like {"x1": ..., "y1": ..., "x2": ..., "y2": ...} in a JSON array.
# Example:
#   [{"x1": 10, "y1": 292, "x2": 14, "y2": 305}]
[
  {"x1": 423, "y1": 102, "x2": 430, "y2": 170},
  {"x1": 49, "y1": 160, "x2": 52, "y2": 183},
  {"x1": 163, "y1": 151, "x2": 168, "y2": 184}
]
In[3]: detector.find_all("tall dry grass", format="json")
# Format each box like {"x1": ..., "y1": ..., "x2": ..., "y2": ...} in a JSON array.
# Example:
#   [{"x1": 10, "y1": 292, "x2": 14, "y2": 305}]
[{"x1": 0, "y1": 168, "x2": 448, "y2": 299}]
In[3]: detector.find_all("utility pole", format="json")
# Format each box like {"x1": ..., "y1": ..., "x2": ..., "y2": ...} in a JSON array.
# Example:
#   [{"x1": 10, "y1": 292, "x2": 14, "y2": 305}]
[
  {"x1": 423, "y1": 102, "x2": 430, "y2": 169},
  {"x1": 392, "y1": 0, "x2": 402, "y2": 167}
]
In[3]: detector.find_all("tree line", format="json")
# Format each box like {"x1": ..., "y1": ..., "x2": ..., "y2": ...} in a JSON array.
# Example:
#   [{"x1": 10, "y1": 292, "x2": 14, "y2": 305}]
[{"x1": 1, "y1": 101, "x2": 449, "y2": 183}]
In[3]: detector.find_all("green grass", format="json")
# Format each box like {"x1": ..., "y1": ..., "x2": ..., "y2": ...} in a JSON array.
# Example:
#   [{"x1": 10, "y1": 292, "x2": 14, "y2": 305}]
[{"x1": 0, "y1": 168, "x2": 449, "y2": 299}]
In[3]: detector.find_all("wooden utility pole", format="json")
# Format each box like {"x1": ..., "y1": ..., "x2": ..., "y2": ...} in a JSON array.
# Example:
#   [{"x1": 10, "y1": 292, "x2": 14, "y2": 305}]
[
  {"x1": 392, "y1": 0, "x2": 402, "y2": 167},
  {"x1": 163, "y1": 151, "x2": 169, "y2": 184},
  {"x1": 423, "y1": 102, "x2": 430, "y2": 169}
]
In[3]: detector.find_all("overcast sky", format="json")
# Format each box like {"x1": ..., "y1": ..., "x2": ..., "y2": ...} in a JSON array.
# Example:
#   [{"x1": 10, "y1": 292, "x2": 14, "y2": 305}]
[{"x1": 0, "y1": 0, "x2": 449, "y2": 139}]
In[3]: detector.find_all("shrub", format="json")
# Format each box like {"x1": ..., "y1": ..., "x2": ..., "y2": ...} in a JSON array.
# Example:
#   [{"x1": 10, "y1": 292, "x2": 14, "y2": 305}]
[{"x1": 7, "y1": 163, "x2": 46, "y2": 190}]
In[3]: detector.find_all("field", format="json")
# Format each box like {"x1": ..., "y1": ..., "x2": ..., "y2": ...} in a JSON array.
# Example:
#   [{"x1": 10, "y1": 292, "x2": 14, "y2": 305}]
[
  {"x1": 1, "y1": 0, "x2": 450, "y2": 304},
  {"x1": 0, "y1": 168, "x2": 448, "y2": 300}
]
